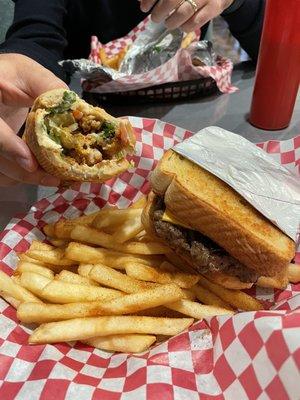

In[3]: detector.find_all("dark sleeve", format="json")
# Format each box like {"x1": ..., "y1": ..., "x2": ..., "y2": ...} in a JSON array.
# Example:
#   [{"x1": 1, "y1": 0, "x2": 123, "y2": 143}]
[
  {"x1": 0, "y1": 0, "x2": 68, "y2": 81},
  {"x1": 221, "y1": 0, "x2": 265, "y2": 62}
]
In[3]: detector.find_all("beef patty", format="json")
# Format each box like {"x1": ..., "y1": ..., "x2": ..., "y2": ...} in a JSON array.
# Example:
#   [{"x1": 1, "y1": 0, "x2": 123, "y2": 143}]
[{"x1": 152, "y1": 197, "x2": 258, "y2": 283}]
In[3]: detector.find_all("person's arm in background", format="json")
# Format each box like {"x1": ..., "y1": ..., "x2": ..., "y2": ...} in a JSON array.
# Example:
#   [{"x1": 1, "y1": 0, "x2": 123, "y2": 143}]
[
  {"x1": 221, "y1": 0, "x2": 265, "y2": 62},
  {"x1": 0, "y1": 0, "x2": 68, "y2": 80},
  {"x1": 0, "y1": 0, "x2": 69, "y2": 186}
]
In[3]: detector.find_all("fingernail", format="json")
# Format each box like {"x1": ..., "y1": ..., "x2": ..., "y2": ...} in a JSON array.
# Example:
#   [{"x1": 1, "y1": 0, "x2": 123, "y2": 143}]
[
  {"x1": 40, "y1": 175, "x2": 60, "y2": 187},
  {"x1": 17, "y1": 157, "x2": 35, "y2": 172}
]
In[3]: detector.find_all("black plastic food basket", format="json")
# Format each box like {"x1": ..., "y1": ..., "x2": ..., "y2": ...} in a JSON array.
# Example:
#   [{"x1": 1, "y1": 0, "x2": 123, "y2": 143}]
[{"x1": 83, "y1": 76, "x2": 218, "y2": 105}]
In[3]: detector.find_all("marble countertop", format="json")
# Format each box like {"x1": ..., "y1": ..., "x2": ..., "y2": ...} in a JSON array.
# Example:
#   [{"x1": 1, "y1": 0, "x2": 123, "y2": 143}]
[{"x1": 0, "y1": 62, "x2": 299, "y2": 230}]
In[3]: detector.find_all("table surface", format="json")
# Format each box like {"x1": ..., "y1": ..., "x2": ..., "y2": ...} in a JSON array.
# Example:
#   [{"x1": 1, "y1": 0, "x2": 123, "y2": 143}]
[{"x1": 0, "y1": 61, "x2": 299, "y2": 230}]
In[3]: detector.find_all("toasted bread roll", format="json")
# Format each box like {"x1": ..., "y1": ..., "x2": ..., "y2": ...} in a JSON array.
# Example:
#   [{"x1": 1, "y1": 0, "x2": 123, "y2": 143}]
[{"x1": 24, "y1": 89, "x2": 136, "y2": 182}]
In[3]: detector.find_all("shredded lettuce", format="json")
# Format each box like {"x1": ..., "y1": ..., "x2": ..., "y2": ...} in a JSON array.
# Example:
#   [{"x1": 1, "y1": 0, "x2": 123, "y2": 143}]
[
  {"x1": 100, "y1": 122, "x2": 116, "y2": 141},
  {"x1": 45, "y1": 118, "x2": 62, "y2": 146},
  {"x1": 47, "y1": 91, "x2": 77, "y2": 114}
]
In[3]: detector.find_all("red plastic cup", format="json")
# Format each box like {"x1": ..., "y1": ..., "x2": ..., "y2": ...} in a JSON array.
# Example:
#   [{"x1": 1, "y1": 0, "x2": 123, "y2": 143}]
[{"x1": 249, "y1": 0, "x2": 300, "y2": 130}]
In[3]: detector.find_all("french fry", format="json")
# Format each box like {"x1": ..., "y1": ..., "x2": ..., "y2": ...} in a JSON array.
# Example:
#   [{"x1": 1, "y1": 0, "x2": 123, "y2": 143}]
[
  {"x1": 99, "y1": 47, "x2": 110, "y2": 66},
  {"x1": 55, "y1": 270, "x2": 98, "y2": 287},
  {"x1": 45, "y1": 211, "x2": 111, "y2": 240},
  {"x1": 99, "y1": 284, "x2": 184, "y2": 314},
  {"x1": 29, "y1": 241, "x2": 54, "y2": 252},
  {"x1": 84, "y1": 334, "x2": 156, "y2": 353},
  {"x1": 57, "y1": 210, "x2": 103, "y2": 227},
  {"x1": 74, "y1": 213, "x2": 97, "y2": 225},
  {"x1": 288, "y1": 263, "x2": 300, "y2": 283},
  {"x1": 0, "y1": 270, "x2": 42, "y2": 303},
  {"x1": 43, "y1": 224, "x2": 55, "y2": 237},
  {"x1": 54, "y1": 219, "x2": 78, "y2": 240},
  {"x1": 180, "y1": 32, "x2": 197, "y2": 49},
  {"x1": 18, "y1": 284, "x2": 184, "y2": 323},
  {"x1": 0, "y1": 291, "x2": 21, "y2": 308},
  {"x1": 92, "y1": 209, "x2": 141, "y2": 230},
  {"x1": 192, "y1": 284, "x2": 233, "y2": 310},
  {"x1": 20, "y1": 272, "x2": 52, "y2": 297},
  {"x1": 99, "y1": 47, "x2": 122, "y2": 70},
  {"x1": 40, "y1": 280, "x2": 122, "y2": 303},
  {"x1": 77, "y1": 264, "x2": 93, "y2": 278},
  {"x1": 106, "y1": 54, "x2": 119, "y2": 70},
  {"x1": 125, "y1": 262, "x2": 199, "y2": 289},
  {"x1": 203, "y1": 271, "x2": 253, "y2": 290},
  {"x1": 257, "y1": 274, "x2": 289, "y2": 289},
  {"x1": 17, "y1": 254, "x2": 54, "y2": 267},
  {"x1": 16, "y1": 262, "x2": 54, "y2": 280},
  {"x1": 11, "y1": 275, "x2": 21, "y2": 285},
  {"x1": 48, "y1": 239, "x2": 68, "y2": 248},
  {"x1": 87, "y1": 264, "x2": 156, "y2": 293},
  {"x1": 71, "y1": 225, "x2": 170, "y2": 255},
  {"x1": 166, "y1": 299, "x2": 234, "y2": 319},
  {"x1": 112, "y1": 210, "x2": 144, "y2": 243},
  {"x1": 65, "y1": 242, "x2": 165, "y2": 269},
  {"x1": 17, "y1": 301, "x2": 105, "y2": 323},
  {"x1": 113, "y1": 254, "x2": 167, "y2": 268},
  {"x1": 27, "y1": 248, "x2": 75, "y2": 267},
  {"x1": 78, "y1": 266, "x2": 196, "y2": 302},
  {"x1": 29, "y1": 316, "x2": 194, "y2": 344},
  {"x1": 198, "y1": 275, "x2": 263, "y2": 311}
]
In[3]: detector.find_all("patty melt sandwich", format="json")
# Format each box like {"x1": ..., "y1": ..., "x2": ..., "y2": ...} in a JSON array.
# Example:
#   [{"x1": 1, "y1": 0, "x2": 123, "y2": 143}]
[
  {"x1": 142, "y1": 150, "x2": 295, "y2": 290},
  {"x1": 24, "y1": 89, "x2": 136, "y2": 182}
]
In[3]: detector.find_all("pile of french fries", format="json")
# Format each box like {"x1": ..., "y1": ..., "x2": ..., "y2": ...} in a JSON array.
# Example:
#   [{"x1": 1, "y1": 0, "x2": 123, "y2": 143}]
[{"x1": 0, "y1": 196, "x2": 299, "y2": 354}]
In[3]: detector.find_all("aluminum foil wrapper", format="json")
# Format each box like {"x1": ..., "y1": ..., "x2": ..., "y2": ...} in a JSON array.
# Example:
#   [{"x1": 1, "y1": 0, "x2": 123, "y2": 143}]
[
  {"x1": 189, "y1": 41, "x2": 217, "y2": 67},
  {"x1": 173, "y1": 126, "x2": 300, "y2": 241},
  {"x1": 119, "y1": 22, "x2": 183, "y2": 75},
  {"x1": 60, "y1": 20, "x2": 216, "y2": 81},
  {"x1": 61, "y1": 58, "x2": 121, "y2": 85}
]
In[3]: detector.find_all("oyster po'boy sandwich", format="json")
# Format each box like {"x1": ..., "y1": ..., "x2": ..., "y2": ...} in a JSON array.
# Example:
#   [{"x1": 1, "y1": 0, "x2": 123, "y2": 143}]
[
  {"x1": 24, "y1": 89, "x2": 136, "y2": 182},
  {"x1": 142, "y1": 150, "x2": 295, "y2": 290}
]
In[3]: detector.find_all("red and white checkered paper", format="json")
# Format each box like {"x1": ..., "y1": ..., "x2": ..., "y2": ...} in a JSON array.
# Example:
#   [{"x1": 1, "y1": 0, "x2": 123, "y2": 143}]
[
  {"x1": 84, "y1": 17, "x2": 237, "y2": 94},
  {"x1": 0, "y1": 118, "x2": 300, "y2": 400}
]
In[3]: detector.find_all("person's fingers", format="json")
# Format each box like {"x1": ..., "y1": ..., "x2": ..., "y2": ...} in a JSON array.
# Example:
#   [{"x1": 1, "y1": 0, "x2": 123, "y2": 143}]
[
  {"x1": 180, "y1": 4, "x2": 211, "y2": 31},
  {"x1": 19, "y1": 55, "x2": 68, "y2": 102},
  {"x1": 165, "y1": 0, "x2": 206, "y2": 29},
  {"x1": 0, "y1": 156, "x2": 60, "y2": 187},
  {"x1": 0, "y1": 173, "x2": 18, "y2": 187},
  {"x1": 140, "y1": 0, "x2": 158, "y2": 13},
  {"x1": 0, "y1": 117, "x2": 37, "y2": 172},
  {"x1": 0, "y1": 54, "x2": 68, "y2": 108},
  {"x1": 150, "y1": 0, "x2": 183, "y2": 23},
  {"x1": 0, "y1": 104, "x2": 29, "y2": 133}
]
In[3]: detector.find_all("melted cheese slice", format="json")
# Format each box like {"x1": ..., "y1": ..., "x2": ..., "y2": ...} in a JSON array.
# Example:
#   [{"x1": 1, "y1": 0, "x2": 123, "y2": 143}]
[{"x1": 162, "y1": 209, "x2": 190, "y2": 229}]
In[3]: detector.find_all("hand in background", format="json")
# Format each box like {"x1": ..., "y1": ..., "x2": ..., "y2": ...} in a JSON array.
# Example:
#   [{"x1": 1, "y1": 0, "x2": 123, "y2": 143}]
[
  {"x1": 0, "y1": 53, "x2": 68, "y2": 187},
  {"x1": 140, "y1": 0, "x2": 234, "y2": 31}
]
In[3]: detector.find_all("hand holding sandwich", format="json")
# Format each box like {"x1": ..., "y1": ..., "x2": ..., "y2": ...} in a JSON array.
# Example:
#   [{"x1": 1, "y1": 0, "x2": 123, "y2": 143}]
[{"x1": 0, "y1": 53, "x2": 67, "y2": 187}]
